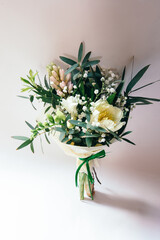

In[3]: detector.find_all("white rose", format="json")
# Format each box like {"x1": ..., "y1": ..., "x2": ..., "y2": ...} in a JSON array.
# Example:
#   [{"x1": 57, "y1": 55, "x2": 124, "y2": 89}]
[
  {"x1": 61, "y1": 96, "x2": 79, "y2": 118},
  {"x1": 90, "y1": 99, "x2": 125, "y2": 132}
]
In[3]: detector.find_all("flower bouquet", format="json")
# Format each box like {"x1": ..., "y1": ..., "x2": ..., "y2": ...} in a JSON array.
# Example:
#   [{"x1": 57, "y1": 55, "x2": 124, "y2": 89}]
[{"x1": 12, "y1": 42, "x2": 160, "y2": 200}]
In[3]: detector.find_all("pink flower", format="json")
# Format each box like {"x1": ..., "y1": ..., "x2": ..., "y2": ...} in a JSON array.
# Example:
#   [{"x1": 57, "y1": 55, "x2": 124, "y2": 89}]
[
  {"x1": 50, "y1": 76, "x2": 59, "y2": 85},
  {"x1": 57, "y1": 90, "x2": 64, "y2": 97},
  {"x1": 65, "y1": 73, "x2": 71, "y2": 83},
  {"x1": 59, "y1": 69, "x2": 65, "y2": 82},
  {"x1": 60, "y1": 81, "x2": 66, "y2": 89}
]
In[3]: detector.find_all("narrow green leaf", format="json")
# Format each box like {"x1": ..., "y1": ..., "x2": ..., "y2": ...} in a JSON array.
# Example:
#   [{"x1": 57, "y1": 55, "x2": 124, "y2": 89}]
[
  {"x1": 122, "y1": 137, "x2": 135, "y2": 145},
  {"x1": 44, "y1": 106, "x2": 51, "y2": 114},
  {"x1": 82, "y1": 60, "x2": 100, "y2": 68},
  {"x1": 70, "y1": 120, "x2": 87, "y2": 128},
  {"x1": 16, "y1": 139, "x2": 32, "y2": 150},
  {"x1": 21, "y1": 77, "x2": 30, "y2": 85},
  {"x1": 30, "y1": 142, "x2": 34, "y2": 153},
  {"x1": 129, "y1": 96, "x2": 160, "y2": 102},
  {"x1": 47, "y1": 114, "x2": 54, "y2": 123},
  {"x1": 21, "y1": 87, "x2": 31, "y2": 92},
  {"x1": 130, "y1": 79, "x2": 160, "y2": 93},
  {"x1": 126, "y1": 65, "x2": 150, "y2": 94},
  {"x1": 107, "y1": 128, "x2": 121, "y2": 141},
  {"x1": 17, "y1": 95, "x2": 29, "y2": 99},
  {"x1": 121, "y1": 131, "x2": 132, "y2": 137},
  {"x1": 65, "y1": 63, "x2": 79, "y2": 75},
  {"x1": 25, "y1": 121, "x2": 34, "y2": 129},
  {"x1": 122, "y1": 66, "x2": 126, "y2": 80},
  {"x1": 44, "y1": 133, "x2": 50, "y2": 144},
  {"x1": 54, "y1": 127, "x2": 66, "y2": 133},
  {"x1": 78, "y1": 42, "x2": 83, "y2": 63},
  {"x1": 11, "y1": 136, "x2": 29, "y2": 141},
  {"x1": 82, "y1": 51, "x2": 91, "y2": 65},
  {"x1": 59, "y1": 56, "x2": 77, "y2": 65},
  {"x1": 30, "y1": 95, "x2": 34, "y2": 103},
  {"x1": 44, "y1": 75, "x2": 49, "y2": 89}
]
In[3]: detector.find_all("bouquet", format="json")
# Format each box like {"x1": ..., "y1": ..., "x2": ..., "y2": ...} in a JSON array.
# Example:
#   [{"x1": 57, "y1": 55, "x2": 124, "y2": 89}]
[{"x1": 12, "y1": 42, "x2": 160, "y2": 200}]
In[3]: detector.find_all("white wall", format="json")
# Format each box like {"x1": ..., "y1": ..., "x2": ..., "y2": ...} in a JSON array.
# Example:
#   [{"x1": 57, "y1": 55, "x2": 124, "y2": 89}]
[{"x1": 0, "y1": 1, "x2": 160, "y2": 240}]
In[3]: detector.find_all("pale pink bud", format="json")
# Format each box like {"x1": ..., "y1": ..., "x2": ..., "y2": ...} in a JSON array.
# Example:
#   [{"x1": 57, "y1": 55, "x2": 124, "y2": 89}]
[
  {"x1": 67, "y1": 81, "x2": 73, "y2": 92},
  {"x1": 51, "y1": 82, "x2": 59, "y2": 90},
  {"x1": 52, "y1": 65, "x2": 58, "y2": 73},
  {"x1": 60, "y1": 81, "x2": 66, "y2": 89},
  {"x1": 57, "y1": 90, "x2": 64, "y2": 97},
  {"x1": 50, "y1": 76, "x2": 59, "y2": 85},
  {"x1": 59, "y1": 69, "x2": 65, "y2": 82},
  {"x1": 65, "y1": 73, "x2": 71, "y2": 83},
  {"x1": 52, "y1": 70, "x2": 59, "y2": 80}
]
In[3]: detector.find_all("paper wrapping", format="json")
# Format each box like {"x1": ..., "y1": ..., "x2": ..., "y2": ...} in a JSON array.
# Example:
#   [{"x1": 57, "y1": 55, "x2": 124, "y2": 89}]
[{"x1": 53, "y1": 132, "x2": 106, "y2": 174}]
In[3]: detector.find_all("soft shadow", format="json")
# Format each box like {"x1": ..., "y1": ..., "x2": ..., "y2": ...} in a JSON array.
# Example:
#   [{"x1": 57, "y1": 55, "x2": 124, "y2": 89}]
[{"x1": 85, "y1": 191, "x2": 160, "y2": 219}]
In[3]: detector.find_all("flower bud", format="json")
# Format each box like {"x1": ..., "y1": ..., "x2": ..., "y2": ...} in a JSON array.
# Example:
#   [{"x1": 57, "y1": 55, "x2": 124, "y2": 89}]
[
  {"x1": 57, "y1": 90, "x2": 64, "y2": 97},
  {"x1": 50, "y1": 76, "x2": 59, "y2": 85},
  {"x1": 65, "y1": 73, "x2": 71, "y2": 83},
  {"x1": 60, "y1": 81, "x2": 66, "y2": 89},
  {"x1": 52, "y1": 70, "x2": 59, "y2": 80},
  {"x1": 59, "y1": 69, "x2": 65, "y2": 82},
  {"x1": 67, "y1": 81, "x2": 73, "y2": 92}
]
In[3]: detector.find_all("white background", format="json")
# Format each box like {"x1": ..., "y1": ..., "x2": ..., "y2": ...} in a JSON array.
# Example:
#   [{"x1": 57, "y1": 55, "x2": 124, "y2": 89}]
[{"x1": 0, "y1": 0, "x2": 160, "y2": 239}]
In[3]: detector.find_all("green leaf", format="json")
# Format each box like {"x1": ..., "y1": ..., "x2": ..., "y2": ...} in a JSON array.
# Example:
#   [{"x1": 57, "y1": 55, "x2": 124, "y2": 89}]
[
  {"x1": 44, "y1": 75, "x2": 49, "y2": 89},
  {"x1": 21, "y1": 77, "x2": 30, "y2": 85},
  {"x1": 82, "y1": 51, "x2": 91, "y2": 65},
  {"x1": 129, "y1": 96, "x2": 160, "y2": 102},
  {"x1": 70, "y1": 120, "x2": 87, "y2": 128},
  {"x1": 30, "y1": 95, "x2": 34, "y2": 103},
  {"x1": 21, "y1": 87, "x2": 31, "y2": 92},
  {"x1": 11, "y1": 136, "x2": 29, "y2": 141},
  {"x1": 86, "y1": 110, "x2": 90, "y2": 122},
  {"x1": 25, "y1": 121, "x2": 35, "y2": 129},
  {"x1": 126, "y1": 65, "x2": 150, "y2": 94},
  {"x1": 59, "y1": 132, "x2": 66, "y2": 141},
  {"x1": 65, "y1": 63, "x2": 79, "y2": 75},
  {"x1": 122, "y1": 137, "x2": 135, "y2": 145},
  {"x1": 121, "y1": 131, "x2": 132, "y2": 137},
  {"x1": 87, "y1": 123, "x2": 107, "y2": 133},
  {"x1": 107, "y1": 93, "x2": 116, "y2": 104},
  {"x1": 78, "y1": 42, "x2": 83, "y2": 63},
  {"x1": 30, "y1": 142, "x2": 34, "y2": 153},
  {"x1": 17, "y1": 95, "x2": 29, "y2": 99},
  {"x1": 16, "y1": 139, "x2": 32, "y2": 150},
  {"x1": 72, "y1": 137, "x2": 82, "y2": 144},
  {"x1": 86, "y1": 137, "x2": 92, "y2": 147},
  {"x1": 47, "y1": 114, "x2": 54, "y2": 123},
  {"x1": 44, "y1": 133, "x2": 50, "y2": 144},
  {"x1": 107, "y1": 128, "x2": 121, "y2": 141},
  {"x1": 44, "y1": 106, "x2": 51, "y2": 114},
  {"x1": 54, "y1": 127, "x2": 66, "y2": 133},
  {"x1": 113, "y1": 67, "x2": 126, "y2": 104},
  {"x1": 82, "y1": 60, "x2": 100, "y2": 68},
  {"x1": 59, "y1": 56, "x2": 77, "y2": 65},
  {"x1": 130, "y1": 79, "x2": 160, "y2": 93}
]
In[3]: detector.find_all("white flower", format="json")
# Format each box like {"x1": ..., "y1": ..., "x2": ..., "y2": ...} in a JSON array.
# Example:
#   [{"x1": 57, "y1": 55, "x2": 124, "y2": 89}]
[
  {"x1": 90, "y1": 106, "x2": 94, "y2": 112},
  {"x1": 105, "y1": 80, "x2": 109, "y2": 84},
  {"x1": 82, "y1": 96, "x2": 85, "y2": 100},
  {"x1": 68, "y1": 135, "x2": 73, "y2": 139},
  {"x1": 73, "y1": 85, "x2": 77, "y2": 89},
  {"x1": 61, "y1": 96, "x2": 79, "y2": 118},
  {"x1": 101, "y1": 77, "x2": 105, "y2": 81},
  {"x1": 101, "y1": 133, "x2": 106, "y2": 138},
  {"x1": 82, "y1": 106, "x2": 87, "y2": 111},
  {"x1": 108, "y1": 77, "x2": 113, "y2": 81},
  {"x1": 83, "y1": 72, "x2": 88, "y2": 78},
  {"x1": 90, "y1": 99, "x2": 125, "y2": 132},
  {"x1": 94, "y1": 89, "x2": 99, "y2": 94},
  {"x1": 82, "y1": 128, "x2": 87, "y2": 133},
  {"x1": 110, "y1": 88, "x2": 115, "y2": 93},
  {"x1": 75, "y1": 126, "x2": 80, "y2": 131},
  {"x1": 101, "y1": 138, "x2": 106, "y2": 142}
]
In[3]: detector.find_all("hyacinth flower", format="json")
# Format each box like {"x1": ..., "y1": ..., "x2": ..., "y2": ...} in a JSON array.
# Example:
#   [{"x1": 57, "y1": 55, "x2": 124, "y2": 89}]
[{"x1": 46, "y1": 63, "x2": 73, "y2": 97}]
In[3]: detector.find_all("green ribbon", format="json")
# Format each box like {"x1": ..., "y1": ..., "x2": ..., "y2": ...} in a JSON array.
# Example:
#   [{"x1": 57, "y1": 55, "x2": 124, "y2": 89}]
[{"x1": 75, "y1": 149, "x2": 106, "y2": 187}]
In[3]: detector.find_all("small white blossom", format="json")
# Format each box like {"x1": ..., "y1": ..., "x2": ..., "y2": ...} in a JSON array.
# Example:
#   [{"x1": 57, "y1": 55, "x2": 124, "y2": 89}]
[
  {"x1": 78, "y1": 100, "x2": 83, "y2": 105},
  {"x1": 94, "y1": 89, "x2": 99, "y2": 94},
  {"x1": 82, "y1": 128, "x2": 87, "y2": 133},
  {"x1": 90, "y1": 102, "x2": 95, "y2": 106},
  {"x1": 101, "y1": 138, "x2": 106, "y2": 143},
  {"x1": 110, "y1": 88, "x2": 115, "y2": 93},
  {"x1": 107, "y1": 88, "x2": 110, "y2": 93},
  {"x1": 111, "y1": 73, "x2": 115, "y2": 78},
  {"x1": 82, "y1": 96, "x2": 85, "y2": 100},
  {"x1": 96, "y1": 122, "x2": 100, "y2": 126},
  {"x1": 82, "y1": 106, "x2": 87, "y2": 111},
  {"x1": 101, "y1": 133, "x2": 106, "y2": 138},
  {"x1": 108, "y1": 77, "x2": 113, "y2": 81},
  {"x1": 63, "y1": 86, "x2": 68, "y2": 93},
  {"x1": 105, "y1": 80, "x2": 109, "y2": 84},
  {"x1": 101, "y1": 77, "x2": 105, "y2": 81},
  {"x1": 83, "y1": 72, "x2": 88, "y2": 78},
  {"x1": 73, "y1": 85, "x2": 77, "y2": 89},
  {"x1": 117, "y1": 98, "x2": 121, "y2": 103},
  {"x1": 68, "y1": 135, "x2": 73, "y2": 139},
  {"x1": 90, "y1": 106, "x2": 94, "y2": 112},
  {"x1": 75, "y1": 126, "x2": 80, "y2": 131}
]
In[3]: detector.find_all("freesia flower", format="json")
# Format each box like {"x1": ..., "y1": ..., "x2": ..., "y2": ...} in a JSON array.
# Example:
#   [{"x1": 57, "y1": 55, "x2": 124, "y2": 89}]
[
  {"x1": 61, "y1": 96, "x2": 79, "y2": 118},
  {"x1": 90, "y1": 99, "x2": 125, "y2": 132}
]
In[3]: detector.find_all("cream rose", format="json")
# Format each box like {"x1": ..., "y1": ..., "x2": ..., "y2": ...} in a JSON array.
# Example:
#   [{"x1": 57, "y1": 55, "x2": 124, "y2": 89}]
[{"x1": 90, "y1": 99, "x2": 125, "y2": 132}]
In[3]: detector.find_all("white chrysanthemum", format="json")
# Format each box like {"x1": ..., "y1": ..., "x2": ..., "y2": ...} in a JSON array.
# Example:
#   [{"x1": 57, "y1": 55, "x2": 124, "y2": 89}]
[
  {"x1": 61, "y1": 96, "x2": 79, "y2": 118},
  {"x1": 90, "y1": 99, "x2": 125, "y2": 132}
]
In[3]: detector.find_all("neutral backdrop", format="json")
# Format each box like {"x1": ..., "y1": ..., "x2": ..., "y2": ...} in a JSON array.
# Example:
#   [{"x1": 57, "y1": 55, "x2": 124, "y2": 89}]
[{"x1": 0, "y1": 0, "x2": 160, "y2": 240}]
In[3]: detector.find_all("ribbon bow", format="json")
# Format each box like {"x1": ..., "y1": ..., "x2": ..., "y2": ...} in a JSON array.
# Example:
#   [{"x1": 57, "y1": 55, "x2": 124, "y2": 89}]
[{"x1": 75, "y1": 149, "x2": 106, "y2": 187}]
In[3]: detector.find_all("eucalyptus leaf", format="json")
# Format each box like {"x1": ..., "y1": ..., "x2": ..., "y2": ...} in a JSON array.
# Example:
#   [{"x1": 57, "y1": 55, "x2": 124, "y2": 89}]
[
  {"x1": 54, "y1": 127, "x2": 66, "y2": 133},
  {"x1": 65, "y1": 63, "x2": 79, "y2": 75},
  {"x1": 11, "y1": 136, "x2": 30, "y2": 141},
  {"x1": 59, "y1": 56, "x2": 77, "y2": 65},
  {"x1": 16, "y1": 139, "x2": 32, "y2": 150},
  {"x1": 86, "y1": 137, "x2": 92, "y2": 147},
  {"x1": 70, "y1": 120, "x2": 87, "y2": 128},
  {"x1": 78, "y1": 42, "x2": 83, "y2": 63},
  {"x1": 25, "y1": 121, "x2": 35, "y2": 129},
  {"x1": 82, "y1": 51, "x2": 91, "y2": 65}
]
